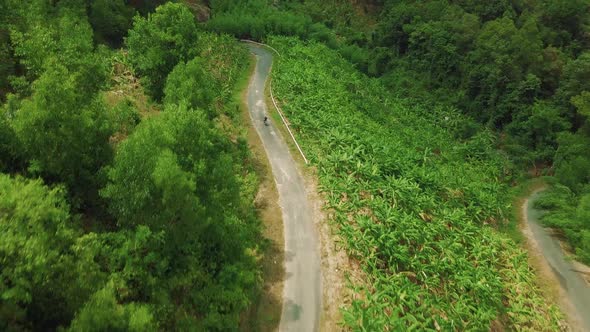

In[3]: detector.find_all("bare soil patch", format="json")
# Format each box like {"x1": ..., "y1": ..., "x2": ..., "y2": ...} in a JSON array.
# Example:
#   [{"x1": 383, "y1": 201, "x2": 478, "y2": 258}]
[{"x1": 104, "y1": 51, "x2": 160, "y2": 118}]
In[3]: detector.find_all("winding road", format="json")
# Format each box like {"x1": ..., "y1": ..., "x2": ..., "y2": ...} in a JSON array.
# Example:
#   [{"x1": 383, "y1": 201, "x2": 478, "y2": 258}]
[
  {"x1": 246, "y1": 44, "x2": 322, "y2": 331},
  {"x1": 525, "y1": 191, "x2": 590, "y2": 331}
]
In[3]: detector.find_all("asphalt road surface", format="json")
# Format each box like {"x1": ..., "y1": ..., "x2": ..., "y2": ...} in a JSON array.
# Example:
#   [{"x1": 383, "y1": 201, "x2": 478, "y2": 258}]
[
  {"x1": 246, "y1": 44, "x2": 322, "y2": 332},
  {"x1": 526, "y1": 191, "x2": 590, "y2": 331}
]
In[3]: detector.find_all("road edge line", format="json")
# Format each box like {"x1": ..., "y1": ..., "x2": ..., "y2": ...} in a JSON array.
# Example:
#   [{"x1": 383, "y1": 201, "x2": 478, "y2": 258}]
[{"x1": 268, "y1": 80, "x2": 309, "y2": 164}]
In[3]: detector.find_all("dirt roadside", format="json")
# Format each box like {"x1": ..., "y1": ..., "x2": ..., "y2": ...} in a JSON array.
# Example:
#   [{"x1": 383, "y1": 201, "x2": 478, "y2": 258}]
[
  {"x1": 264, "y1": 72, "x2": 361, "y2": 332},
  {"x1": 520, "y1": 188, "x2": 589, "y2": 332},
  {"x1": 304, "y1": 173, "x2": 353, "y2": 331},
  {"x1": 248, "y1": 41, "x2": 366, "y2": 330}
]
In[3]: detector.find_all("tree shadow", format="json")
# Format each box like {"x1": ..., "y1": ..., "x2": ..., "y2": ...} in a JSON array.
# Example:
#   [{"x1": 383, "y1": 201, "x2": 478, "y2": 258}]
[{"x1": 241, "y1": 236, "x2": 285, "y2": 332}]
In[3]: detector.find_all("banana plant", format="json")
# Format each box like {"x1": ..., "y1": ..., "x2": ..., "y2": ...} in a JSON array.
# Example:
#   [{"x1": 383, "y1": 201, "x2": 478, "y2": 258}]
[{"x1": 267, "y1": 36, "x2": 564, "y2": 331}]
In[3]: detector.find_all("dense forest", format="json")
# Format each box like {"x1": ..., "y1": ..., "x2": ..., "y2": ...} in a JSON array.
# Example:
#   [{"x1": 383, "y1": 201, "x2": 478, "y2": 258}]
[
  {"x1": 1, "y1": 1, "x2": 262, "y2": 330},
  {"x1": 1, "y1": 0, "x2": 589, "y2": 330}
]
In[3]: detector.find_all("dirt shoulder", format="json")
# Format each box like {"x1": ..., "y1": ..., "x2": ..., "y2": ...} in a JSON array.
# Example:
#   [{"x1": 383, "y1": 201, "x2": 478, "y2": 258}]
[
  {"x1": 303, "y1": 170, "x2": 366, "y2": 331},
  {"x1": 264, "y1": 81, "x2": 363, "y2": 331},
  {"x1": 518, "y1": 185, "x2": 585, "y2": 332}
]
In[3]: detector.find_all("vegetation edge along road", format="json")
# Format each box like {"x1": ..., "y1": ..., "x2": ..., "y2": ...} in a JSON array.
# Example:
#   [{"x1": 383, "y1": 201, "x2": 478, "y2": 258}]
[
  {"x1": 238, "y1": 51, "x2": 285, "y2": 332},
  {"x1": 245, "y1": 44, "x2": 322, "y2": 331},
  {"x1": 522, "y1": 188, "x2": 590, "y2": 331}
]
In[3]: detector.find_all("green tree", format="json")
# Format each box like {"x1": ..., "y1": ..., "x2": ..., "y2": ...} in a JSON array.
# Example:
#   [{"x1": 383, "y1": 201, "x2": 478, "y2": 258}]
[
  {"x1": 556, "y1": 52, "x2": 590, "y2": 120},
  {"x1": 372, "y1": 1, "x2": 419, "y2": 58},
  {"x1": 102, "y1": 107, "x2": 236, "y2": 232},
  {"x1": 463, "y1": 16, "x2": 543, "y2": 125},
  {"x1": 507, "y1": 101, "x2": 570, "y2": 164},
  {"x1": 0, "y1": 37, "x2": 14, "y2": 100},
  {"x1": 554, "y1": 132, "x2": 590, "y2": 191},
  {"x1": 0, "y1": 175, "x2": 83, "y2": 330},
  {"x1": 126, "y1": 3, "x2": 199, "y2": 100},
  {"x1": 128, "y1": 0, "x2": 169, "y2": 15},
  {"x1": 0, "y1": 96, "x2": 24, "y2": 173},
  {"x1": 405, "y1": 7, "x2": 479, "y2": 86},
  {"x1": 102, "y1": 107, "x2": 259, "y2": 329},
  {"x1": 66, "y1": 225, "x2": 169, "y2": 325},
  {"x1": 571, "y1": 91, "x2": 590, "y2": 119},
  {"x1": 455, "y1": 0, "x2": 514, "y2": 21},
  {"x1": 68, "y1": 281, "x2": 157, "y2": 332},
  {"x1": 10, "y1": 5, "x2": 97, "y2": 80},
  {"x1": 539, "y1": 0, "x2": 590, "y2": 49},
  {"x1": 13, "y1": 60, "x2": 113, "y2": 207},
  {"x1": 0, "y1": 0, "x2": 13, "y2": 99},
  {"x1": 538, "y1": 46, "x2": 566, "y2": 96},
  {"x1": 164, "y1": 57, "x2": 219, "y2": 115}
]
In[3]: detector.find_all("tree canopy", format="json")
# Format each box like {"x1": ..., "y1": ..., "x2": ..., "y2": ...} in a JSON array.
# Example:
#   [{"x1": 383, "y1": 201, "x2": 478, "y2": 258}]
[
  {"x1": 126, "y1": 2, "x2": 199, "y2": 100},
  {"x1": 0, "y1": 1, "x2": 262, "y2": 330},
  {"x1": 13, "y1": 60, "x2": 113, "y2": 207}
]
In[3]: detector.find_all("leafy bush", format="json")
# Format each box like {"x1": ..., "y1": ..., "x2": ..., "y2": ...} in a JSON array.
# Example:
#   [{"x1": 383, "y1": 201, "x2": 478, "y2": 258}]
[
  {"x1": 0, "y1": 175, "x2": 81, "y2": 330},
  {"x1": 164, "y1": 58, "x2": 219, "y2": 114},
  {"x1": 102, "y1": 106, "x2": 261, "y2": 329},
  {"x1": 13, "y1": 60, "x2": 113, "y2": 208}
]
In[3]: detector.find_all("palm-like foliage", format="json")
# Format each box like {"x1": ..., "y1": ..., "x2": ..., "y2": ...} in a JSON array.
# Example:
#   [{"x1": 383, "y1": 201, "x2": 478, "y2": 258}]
[{"x1": 268, "y1": 36, "x2": 563, "y2": 331}]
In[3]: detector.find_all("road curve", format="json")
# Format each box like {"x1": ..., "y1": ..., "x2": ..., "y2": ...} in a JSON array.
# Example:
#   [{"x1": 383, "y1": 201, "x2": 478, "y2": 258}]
[
  {"x1": 245, "y1": 44, "x2": 322, "y2": 331},
  {"x1": 525, "y1": 191, "x2": 590, "y2": 331}
]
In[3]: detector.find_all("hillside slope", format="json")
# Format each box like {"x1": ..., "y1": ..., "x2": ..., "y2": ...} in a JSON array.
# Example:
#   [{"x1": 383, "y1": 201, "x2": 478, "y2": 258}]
[{"x1": 269, "y1": 36, "x2": 564, "y2": 331}]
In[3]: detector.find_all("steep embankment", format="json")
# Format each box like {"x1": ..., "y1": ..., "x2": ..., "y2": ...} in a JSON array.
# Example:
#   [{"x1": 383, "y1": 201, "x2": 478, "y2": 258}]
[{"x1": 267, "y1": 36, "x2": 565, "y2": 330}]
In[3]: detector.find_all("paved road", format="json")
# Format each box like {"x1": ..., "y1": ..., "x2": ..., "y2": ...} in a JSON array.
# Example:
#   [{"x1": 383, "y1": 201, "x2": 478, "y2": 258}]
[
  {"x1": 526, "y1": 191, "x2": 590, "y2": 331},
  {"x1": 246, "y1": 44, "x2": 322, "y2": 332}
]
